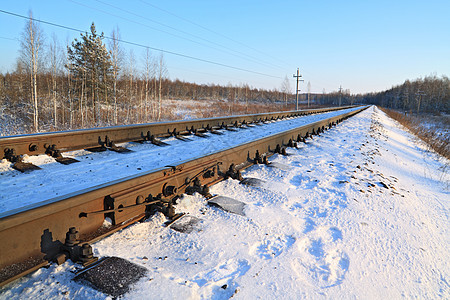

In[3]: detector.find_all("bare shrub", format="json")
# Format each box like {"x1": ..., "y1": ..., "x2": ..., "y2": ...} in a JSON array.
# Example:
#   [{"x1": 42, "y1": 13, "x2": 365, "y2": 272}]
[{"x1": 380, "y1": 107, "x2": 450, "y2": 160}]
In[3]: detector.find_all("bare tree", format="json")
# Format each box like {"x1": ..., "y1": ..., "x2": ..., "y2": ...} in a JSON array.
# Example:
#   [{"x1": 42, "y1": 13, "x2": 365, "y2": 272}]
[
  {"x1": 322, "y1": 88, "x2": 326, "y2": 105},
  {"x1": 280, "y1": 75, "x2": 291, "y2": 106},
  {"x1": 109, "y1": 27, "x2": 122, "y2": 125},
  {"x1": 242, "y1": 83, "x2": 250, "y2": 112},
  {"x1": 143, "y1": 48, "x2": 153, "y2": 121},
  {"x1": 127, "y1": 50, "x2": 136, "y2": 123},
  {"x1": 64, "y1": 38, "x2": 74, "y2": 129},
  {"x1": 49, "y1": 33, "x2": 62, "y2": 128},
  {"x1": 20, "y1": 10, "x2": 44, "y2": 132},
  {"x1": 156, "y1": 53, "x2": 168, "y2": 121},
  {"x1": 307, "y1": 81, "x2": 311, "y2": 107}
]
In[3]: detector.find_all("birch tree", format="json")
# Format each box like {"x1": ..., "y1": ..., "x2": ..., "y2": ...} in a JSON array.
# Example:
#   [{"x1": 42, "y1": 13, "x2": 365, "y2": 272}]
[
  {"x1": 280, "y1": 75, "x2": 290, "y2": 106},
  {"x1": 156, "y1": 53, "x2": 168, "y2": 121},
  {"x1": 64, "y1": 38, "x2": 74, "y2": 129},
  {"x1": 49, "y1": 33, "x2": 63, "y2": 128},
  {"x1": 108, "y1": 27, "x2": 122, "y2": 125},
  {"x1": 143, "y1": 48, "x2": 153, "y2": 121},
  {"x1": 126, "y1": 50, "x2": 136, "y2": 123},
  {"x1": 20, "y1": 10, "x2": 44, "y2": 132}
]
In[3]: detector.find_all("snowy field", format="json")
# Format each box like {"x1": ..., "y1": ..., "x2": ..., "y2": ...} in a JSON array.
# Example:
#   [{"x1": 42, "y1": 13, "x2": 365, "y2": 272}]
[
  {"x1": 0, "y1": 107, "x2": 361, "y2": 215},
  {"x1": 1, "y1": 106, "x2": 449, "y2": 299}
]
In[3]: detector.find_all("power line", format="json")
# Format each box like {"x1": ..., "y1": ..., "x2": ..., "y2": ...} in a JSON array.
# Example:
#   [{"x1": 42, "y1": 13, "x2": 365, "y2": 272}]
[
  {"x1": 139, "y1": 0, "x2": 292, "y2": 68},
  {"x1": 0, "y1": 9, "x2": 282, "y2": 79},
  {"x1": 169, "y1": 65, "x2": 270, "y2": 87},
  {"x1": 298, "y1": 67, "x2": 339, "y2": 93},
  {"x1": 91, "y1": 0, "x2": 283, "y2": 71},
  {"x1": 69, "y1": 0, "x2": 226, "y2": 54},
  {"x1": 0, "y1": 36, "x2": 18, "y2": 41}
]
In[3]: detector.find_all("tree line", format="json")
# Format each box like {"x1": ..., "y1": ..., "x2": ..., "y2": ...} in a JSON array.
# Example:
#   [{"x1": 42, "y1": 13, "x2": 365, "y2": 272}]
[
  {"x1": 296, "y1": 76, "x2": 449, "y2": 114},
  {"x1": 356, "y1": 75, "x2": 450, "y2": 114}
]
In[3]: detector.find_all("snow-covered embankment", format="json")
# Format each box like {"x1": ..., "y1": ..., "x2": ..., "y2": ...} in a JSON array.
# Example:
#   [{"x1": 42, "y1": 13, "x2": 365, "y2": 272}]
[{"x1": 1, "y1": 106, "x2": 448, "y2": 299}]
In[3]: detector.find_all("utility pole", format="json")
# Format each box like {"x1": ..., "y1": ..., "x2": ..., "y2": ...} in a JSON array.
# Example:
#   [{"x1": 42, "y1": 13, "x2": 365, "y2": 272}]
[
  {"x1": 415, "y1": 90, "x2": 426, "y2": 114},
  {"x1": 293, "y1": 68, "x2": 304, "y2": 111},
  {"x1": 338, "y1": 85, "x2": 343, "y2": 107}
]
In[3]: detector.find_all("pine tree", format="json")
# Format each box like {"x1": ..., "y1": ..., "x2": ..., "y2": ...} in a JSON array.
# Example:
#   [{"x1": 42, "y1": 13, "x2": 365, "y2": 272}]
[{"x1": 66, "y1": 23, "x2": 112, "y2": 126}]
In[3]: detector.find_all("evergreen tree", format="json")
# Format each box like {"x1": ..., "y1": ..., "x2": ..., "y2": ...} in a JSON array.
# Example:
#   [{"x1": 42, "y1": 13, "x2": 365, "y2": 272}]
[{"x1": 66, "y1": 23, "x2": 112, "y2": 125}]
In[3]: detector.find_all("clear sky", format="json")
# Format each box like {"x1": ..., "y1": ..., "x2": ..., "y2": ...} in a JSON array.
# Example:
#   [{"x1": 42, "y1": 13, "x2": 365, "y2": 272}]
[{"x1": 0, "y1": 0, "x2": 449, "y2": 94}]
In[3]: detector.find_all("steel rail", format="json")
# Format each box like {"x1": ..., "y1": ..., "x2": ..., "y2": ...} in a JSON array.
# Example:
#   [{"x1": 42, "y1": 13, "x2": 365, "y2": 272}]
[
  {"x1": 0, "y1": 106, "x2": 354, "y2": 159},
  {"x1": 0, "y1": 106, "x2": 368, "y2": 287}
]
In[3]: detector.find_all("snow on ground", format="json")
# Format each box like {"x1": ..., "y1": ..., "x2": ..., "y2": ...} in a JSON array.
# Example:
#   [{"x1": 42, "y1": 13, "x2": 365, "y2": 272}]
[
  {"x1": 164, "y1": 99, "x2": 214, "y2": 120},
  {"x1": 1, "y1": 106, "x2": 449, "y2": 299},
  {"x1": 0, "y1": 107, "x2": 361, "y2": 215}
]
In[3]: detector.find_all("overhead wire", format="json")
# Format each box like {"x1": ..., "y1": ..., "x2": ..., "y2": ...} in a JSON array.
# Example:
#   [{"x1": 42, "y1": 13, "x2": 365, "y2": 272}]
[
  {"x1": 69, "y1": 0, "x2": 227, "y2": 54},
  {"x1": 136, "y1": 1, "x2": 341, "y2": 91},
  {"x1": 169, "y1": 65, "x2": 271, "y2": 88},
  {"x1": 0, "y1": 9, "x2": 282, "y2": 79},
  {"x1": 0, "y1": 36, "x2": 18, "y2": 41},
  {"x1": 298, "y1": 69, "x2": 337, "y2": 93},
  {"x1": 139, "y1": 0, "x2": 292, "y2": 69},
  {"x1": 91, "y1": 0, "x2": 284, "y2": 71}
]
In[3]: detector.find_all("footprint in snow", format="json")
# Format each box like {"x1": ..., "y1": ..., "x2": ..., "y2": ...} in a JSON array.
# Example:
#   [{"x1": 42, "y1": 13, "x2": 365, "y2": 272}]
[
  {"x1": 290, "y1": 174, "x2": 319, "y2": 189},
  {"x1": 249, "y1": 235, "x2": 295, "y2": 260},
  {"x1": 240, "y1": 177, "x2": 290, "y2": 194},
  {"x1": 303, "y1": 217, "x2": 316, "y2": 234},
  {"x1": 306, "y1": 206, "x2": 328, "y2": 219},
  {"x1": 191, "y1": 259, "x2": 250, "y2": 299},
  {"x1": 292, "y1": 226, "x2": 349, "y2": 288}
]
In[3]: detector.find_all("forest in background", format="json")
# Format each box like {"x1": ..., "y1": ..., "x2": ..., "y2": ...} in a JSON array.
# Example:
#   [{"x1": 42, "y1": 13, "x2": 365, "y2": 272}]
[
  {"x1": 356, "y1": 75, "x2": 449, "y2": 114},
  {"x1": 0, "y1": 15, "x2": 448, "y2": 135}
]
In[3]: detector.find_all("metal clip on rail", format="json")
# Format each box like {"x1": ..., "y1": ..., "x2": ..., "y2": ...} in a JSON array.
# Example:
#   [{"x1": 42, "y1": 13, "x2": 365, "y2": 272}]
[
  {"x1": 273, "y1": 144, "x2": 287, "y2": 156},
  {"x1": 185, "y1": 177, "x2": 211, "y2": 198},
  {"x1": 55, "y1": 227, "x2": 98, "y2": 267},
  {"x1": 103, "y1": 136, "x2": 132, "y2": 153},
  {"x1": 142, "y1": 131, "x2": 168, "y2": 146},
  {"x1": 287, "y1": 139, "x2": 298, "y2": 148},
  {"x1": 224, "y1": 163, "x2": 243, "y2": 181},
  {"x1": 253, "y1": 150, "x2": 268, "y2": 164},
  {"x1": 3, "y1": 148, "x2": 41, "y2": 172},
  {"x1": 44, "y1": 144, "x2": 79, "y2": 165}
]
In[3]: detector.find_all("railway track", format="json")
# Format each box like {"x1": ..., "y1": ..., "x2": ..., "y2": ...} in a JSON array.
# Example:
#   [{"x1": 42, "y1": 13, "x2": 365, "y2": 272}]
[
  {"x1": 0, "y1": 105, "x2": 367, "y2": 287},
  {"x1": 1, "y1": 106, "x2": 353, "y2": 172}
]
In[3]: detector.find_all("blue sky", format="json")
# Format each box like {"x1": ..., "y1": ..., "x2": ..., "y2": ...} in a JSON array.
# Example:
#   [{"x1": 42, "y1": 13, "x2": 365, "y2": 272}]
[{"x1": 0, "y1": 0, "x2": 449, "y2": 94}]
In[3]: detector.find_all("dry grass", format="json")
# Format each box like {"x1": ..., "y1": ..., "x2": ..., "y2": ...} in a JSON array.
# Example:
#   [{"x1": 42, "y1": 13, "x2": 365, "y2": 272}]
[
  {"x1": 380, "y1": 107, "x2": 450, "y2": 160},
  {"x1": 0, "y1": 97, "x2": 328, "y2": 135},
  {"x1": 161, "y1": 99, "x2": 326, "y2": 121}
]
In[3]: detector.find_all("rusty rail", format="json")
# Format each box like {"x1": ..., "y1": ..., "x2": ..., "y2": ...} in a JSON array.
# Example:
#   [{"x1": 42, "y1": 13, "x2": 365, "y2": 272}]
[
  {"x1": 0, "y1": 106, "x2": 354, "y2": 160},
  {"x1": 0, "y1": 105, "x2": 368, "y2": 287}
]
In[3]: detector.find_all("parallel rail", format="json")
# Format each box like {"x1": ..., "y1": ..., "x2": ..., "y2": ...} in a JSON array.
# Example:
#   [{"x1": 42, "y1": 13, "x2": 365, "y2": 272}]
[
  {"x1": 0, "y1": 105, "x2": 368, "y2": 287},
  {"x1": 0, "y1": 106, "x2": 354, "y2": 159}
]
